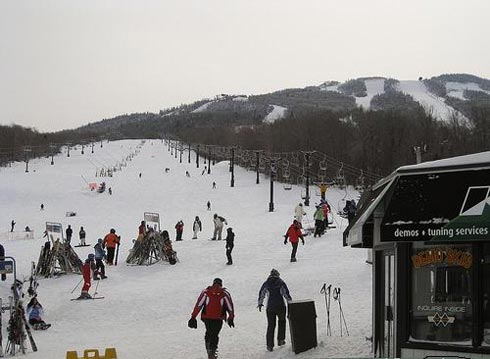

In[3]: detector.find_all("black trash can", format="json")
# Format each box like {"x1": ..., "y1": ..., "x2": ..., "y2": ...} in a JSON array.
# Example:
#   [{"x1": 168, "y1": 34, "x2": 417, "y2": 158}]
[{"x1": 288, "y1": 300, "x2": 317, "y2": 354}]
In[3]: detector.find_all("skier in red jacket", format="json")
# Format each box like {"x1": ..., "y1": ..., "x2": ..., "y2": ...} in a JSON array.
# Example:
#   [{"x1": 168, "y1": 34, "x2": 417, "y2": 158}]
[
  {"x1": 79, "y1": 254, "x2": 95, "y2": 299},
  {"x1": 284, "y1": 219, "x2": 305, "y2": 262},
  {"x1": 188, "y1": 278, "x2": 235, "y2": 359}
]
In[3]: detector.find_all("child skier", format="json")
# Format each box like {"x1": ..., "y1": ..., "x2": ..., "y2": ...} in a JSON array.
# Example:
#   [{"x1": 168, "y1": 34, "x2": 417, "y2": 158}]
[
  {"x1": 27, "y1": 296, "x2": 51, "y2": 330},
  {"x1": 79, "y1": 254, "x2": 96, "y2": 299}
]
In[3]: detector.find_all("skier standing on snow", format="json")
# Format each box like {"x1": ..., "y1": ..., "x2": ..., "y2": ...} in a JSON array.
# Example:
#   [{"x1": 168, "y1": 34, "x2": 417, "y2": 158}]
[
  {"x1": 10, "y1": 220, "x2": 15, "y2": 232},
  {"x1": 193, "y1": 216, "x2": 202, "y2": 239},
  {"x1": 80, "y1": 254, "x2": 96, "y2": 299},
  {"x1": 257, "y1": 269, "x2": 292, "y2": 352},
  {"x1": 225, "y1": 228, "x2": 235, "y2": 265},
  {"x1": 103, "y1": 228, "x2": 120, "y2": 265},
  {"x1": 65, "y1": 225, "x2": 73, "y2": 244},
  {"x1": 284, "y1": 219, "x2": 304, "y2": 262},
  {"x1": 313, "y1": 205, "x2": 325, "y2": 237},
  {"x1": 212, "y1": 214, "x2": 227, "y2": 240},
  {"x1": 93, "y1": 238, "x2": 107, "y2": 280},
  {"x1": 175, "y1": 220, "x2": 184, "y2": 241},
  {"x1": 27, "y1": 297, "x2": 51, "y2": 330},
  {"x1": 79, "y1": 226, "x2": 86, "y2": 246},
  {"x1": 207, "y1": 201, "x2": 211, "y2": 211},
  {"x1": 188, "y1": 278, "x2": 235, "y2": 359},
  {"x1": 294, "y1": 203, "x2": 306, "y2": 226}
]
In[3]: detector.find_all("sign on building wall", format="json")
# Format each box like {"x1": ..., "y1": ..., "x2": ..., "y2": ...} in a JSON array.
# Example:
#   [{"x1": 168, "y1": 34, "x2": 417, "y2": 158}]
[{"x1": 381, "y1": 169, "x2": 490, "y2": 242}]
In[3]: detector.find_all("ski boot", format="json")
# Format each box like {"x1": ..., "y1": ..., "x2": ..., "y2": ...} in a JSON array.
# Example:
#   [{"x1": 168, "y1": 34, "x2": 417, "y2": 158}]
[
  {"x1": 207, "y1": 349, "x2": 218, "y2": 359},
  {"x1": 79, "y1": 291, "x2": 92, "y2": 299},
  {"x1": 278, "y1": 340, "x2": 286, "y2": 346}
]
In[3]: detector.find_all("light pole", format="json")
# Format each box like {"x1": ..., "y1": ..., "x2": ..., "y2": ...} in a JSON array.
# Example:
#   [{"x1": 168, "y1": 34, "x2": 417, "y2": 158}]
[
  {"x1": 196, "y1": 144, "x2": 200, "y2": 168},
  {"x1": 255, "y1": 151, "x2": 260, "y2": 184},
  {"x1": 230, "y1": 147, "x2": 235, "y2": 187},
  {"x1": 50, "y1": 144, "x2": 55, "y2": 165},
  {"x1": 24, "y1": 147, "x2": 31, "y2": 173},
  {"x1": 269, "y1": 158, "x2": 277, "y2": 212}
]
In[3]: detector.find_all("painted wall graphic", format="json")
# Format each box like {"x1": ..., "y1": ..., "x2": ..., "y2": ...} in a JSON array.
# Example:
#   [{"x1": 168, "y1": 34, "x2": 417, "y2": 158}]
[{"x1": 381, "y1": 169, "x2": 490, "y2": 242}]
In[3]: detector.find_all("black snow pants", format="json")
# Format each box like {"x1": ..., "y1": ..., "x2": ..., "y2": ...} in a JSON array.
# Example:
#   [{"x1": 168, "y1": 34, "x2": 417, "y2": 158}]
[
  {"x1": 203, "y1": 319, "x2": 223, "y2": 351},
  {"x1": 290, "y1": 242, "x2": 298, "y2": 260},
  {"x1": 226, "y1": 244, "x2": 234, "y2": 264},
  {"x1": 266, "y1": 306, "x2": 286, "y2": 348}
]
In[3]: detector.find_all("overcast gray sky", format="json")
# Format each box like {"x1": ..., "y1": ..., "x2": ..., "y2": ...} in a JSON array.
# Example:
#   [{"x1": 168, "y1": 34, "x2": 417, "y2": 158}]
[{"x1": 0, "y1": 0, "x2": 489, "y2": 132}]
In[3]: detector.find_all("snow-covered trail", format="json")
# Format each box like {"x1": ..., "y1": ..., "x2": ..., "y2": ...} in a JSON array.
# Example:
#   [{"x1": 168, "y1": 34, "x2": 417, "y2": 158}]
[{"x1": 0, "y1": 140, "x2": 371, "y2": 358}]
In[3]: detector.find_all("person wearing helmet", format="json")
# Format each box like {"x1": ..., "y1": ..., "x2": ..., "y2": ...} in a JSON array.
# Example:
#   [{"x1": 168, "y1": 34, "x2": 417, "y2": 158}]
[
  {"x1": 79, "y1": 254, "x2": 95, "y2": 299},
  {"x1": 103, "y1": 228, "x2": 120, "y2": 265}
]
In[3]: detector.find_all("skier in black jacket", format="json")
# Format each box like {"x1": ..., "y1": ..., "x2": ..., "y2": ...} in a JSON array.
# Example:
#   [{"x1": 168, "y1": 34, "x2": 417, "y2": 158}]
[
  {"x1": 225, "y1": 228, "x2": 234, "y2": 265},
  {"x1": 257, "y1": 269, "x2": 292, "y2": 352},
  {"x1": 65, "y1": 225, "x2": 73, "y2": 244}
]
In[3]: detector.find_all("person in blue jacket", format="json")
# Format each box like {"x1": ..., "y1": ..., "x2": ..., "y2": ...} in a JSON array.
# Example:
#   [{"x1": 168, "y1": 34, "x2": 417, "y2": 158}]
[
  {"x1": 27, "y1": 296, "x2": 51, "y2": 330},
  {"x1": 257, "y1": 268, "x2": 292, "y2": 352}
]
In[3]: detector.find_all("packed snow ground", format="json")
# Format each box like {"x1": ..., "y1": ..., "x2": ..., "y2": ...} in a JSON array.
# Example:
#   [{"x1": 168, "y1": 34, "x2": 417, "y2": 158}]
[{"x1": 0, "y1": 140, "x2": 371, "y2": 358}]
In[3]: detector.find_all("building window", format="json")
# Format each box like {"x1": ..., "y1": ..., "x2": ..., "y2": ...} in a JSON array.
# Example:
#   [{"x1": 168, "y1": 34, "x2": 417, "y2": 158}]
[{"x1": 410, "y1": 243, "x2": 473, "y2": 344}]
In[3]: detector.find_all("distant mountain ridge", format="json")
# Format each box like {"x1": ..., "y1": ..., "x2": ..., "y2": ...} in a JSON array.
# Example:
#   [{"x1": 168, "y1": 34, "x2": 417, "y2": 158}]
[{"x1": 68, "y1": 73, "x2": 489, "y2": 136}]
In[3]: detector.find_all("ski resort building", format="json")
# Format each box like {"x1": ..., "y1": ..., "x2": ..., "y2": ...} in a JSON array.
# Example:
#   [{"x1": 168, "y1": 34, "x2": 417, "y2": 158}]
[{"x1": 344, "y1": 151, "x2": 490, "y2": 358}]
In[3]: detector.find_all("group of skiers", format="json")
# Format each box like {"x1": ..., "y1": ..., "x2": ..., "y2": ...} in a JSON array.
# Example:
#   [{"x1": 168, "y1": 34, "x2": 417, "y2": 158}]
[
  {"x1": 188, "y1": 268, "x2": 292, "y2": 358},
  {"x1": 78, "y1": 228, "x2": 120, "y2": 299}
]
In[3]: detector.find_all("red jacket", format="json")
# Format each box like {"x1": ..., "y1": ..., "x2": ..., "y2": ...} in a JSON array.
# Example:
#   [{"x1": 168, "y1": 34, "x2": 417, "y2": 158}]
[
  {"x1": 191, "y1": 284, "x2": 234, "y2": 321},
  {"x1": 286, "y1": 224, "x2": 303, "y2": 244}
]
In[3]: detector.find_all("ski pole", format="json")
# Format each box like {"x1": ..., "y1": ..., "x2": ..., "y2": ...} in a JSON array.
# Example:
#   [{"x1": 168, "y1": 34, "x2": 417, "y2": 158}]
[
  {"x1": 333, "y1": 287, "x2": 349, "y2": 336},
  {"x1": 320, "y1": 283, "x2": 332, "y2": 336},
  {"x1": 70, "y1": 278, "x2": 83, "y2": 294},
  {"x1": 93, "y1": 278, "x2": 100, "y2": 296}
]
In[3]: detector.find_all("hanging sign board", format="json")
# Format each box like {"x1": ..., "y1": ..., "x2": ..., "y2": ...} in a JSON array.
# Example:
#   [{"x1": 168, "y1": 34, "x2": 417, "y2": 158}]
[{"x1": 381, "y1": 169, "x2": 490, "y2": 242}]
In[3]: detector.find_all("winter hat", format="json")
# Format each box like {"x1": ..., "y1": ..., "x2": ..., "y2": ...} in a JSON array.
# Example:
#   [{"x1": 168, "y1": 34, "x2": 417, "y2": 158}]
[
  {"x1": 213, "y1": 278, "x2": 223, "y2": 286},
  {"x1": 88, "y1": 253, "x2": 95, "y2": 261},
  {"x1": 270, "y1": 268, "x2": 280, "y2": 277},
  {"x1": 227, "y1": 227, "x2": 233, "y2": 232},
  {"x1": 98, "y1": 238, "x2": 103, "y2": 243}
]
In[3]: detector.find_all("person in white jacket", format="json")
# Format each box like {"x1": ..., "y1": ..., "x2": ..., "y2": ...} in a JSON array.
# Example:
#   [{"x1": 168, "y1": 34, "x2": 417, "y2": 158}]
[
  {"x1": 212, "y1": 214, "x2": 227, "y2": 240},
  {"x1": 193, "y1": 216, "x2": 202, "y2": 239},
  {"x1": 294, "y1": 203, "x2": 306, "y2": 225}
]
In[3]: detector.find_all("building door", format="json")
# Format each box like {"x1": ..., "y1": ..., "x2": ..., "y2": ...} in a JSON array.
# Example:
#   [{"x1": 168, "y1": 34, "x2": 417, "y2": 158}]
[{"x1": 383, "y1": 252, "x2": 395, "y2": 357}]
